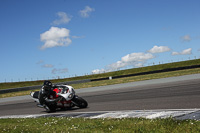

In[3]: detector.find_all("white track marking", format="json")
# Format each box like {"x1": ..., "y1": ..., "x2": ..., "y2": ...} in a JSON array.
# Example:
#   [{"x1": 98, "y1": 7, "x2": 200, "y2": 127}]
[
  {"x1": 90, "y1": 110, "x2": 197, "y2": 119},
  {"x1": 89, "y1": 109, "x2": 200, "y2": 119},
  {"x1": 1, "y1": 109, "x2": 198, "y2": 119}
]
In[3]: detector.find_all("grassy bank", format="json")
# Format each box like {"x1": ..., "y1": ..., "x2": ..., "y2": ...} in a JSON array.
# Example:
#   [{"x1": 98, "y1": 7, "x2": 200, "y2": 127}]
[
  {"x1": 1, "y1": 59, "x2": 200, "y2": 90},
  {"x1": 0, "y1": 117, "x2": 200, "y2": 132},
  {"x1": 1, "y1": 67, "x2": 200, "y2": 98}
]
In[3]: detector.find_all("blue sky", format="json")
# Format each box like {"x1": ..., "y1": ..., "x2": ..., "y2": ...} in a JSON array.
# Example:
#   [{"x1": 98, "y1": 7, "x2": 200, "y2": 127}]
[{"x1": 0, "y1": 0, "x2": 200, "y2": 82}]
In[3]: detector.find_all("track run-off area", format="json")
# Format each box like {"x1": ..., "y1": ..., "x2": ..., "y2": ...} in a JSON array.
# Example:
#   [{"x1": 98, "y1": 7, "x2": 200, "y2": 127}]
[{"x1": 1, "y1": 74, "x2": 200, "y2": 119}]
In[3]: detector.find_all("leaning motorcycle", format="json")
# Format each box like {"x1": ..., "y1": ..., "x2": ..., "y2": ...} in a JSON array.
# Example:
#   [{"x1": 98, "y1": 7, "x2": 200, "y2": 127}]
[{"x1": 30, "y1": 84, "x2": 88, "y2": 112}]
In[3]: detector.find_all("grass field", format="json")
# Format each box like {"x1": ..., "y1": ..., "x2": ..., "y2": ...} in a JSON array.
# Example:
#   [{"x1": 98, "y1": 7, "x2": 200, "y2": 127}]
[
  {"x1": 1, "y1": 59, "x2": 200, "y2": 90},
  {"x1": 1, "y1": 67, "x2": 200, "y2": 98},
  {"x1": 1, "y1": 59, "x2": 200, "y2": 98},
  {"x1": 0, "y1": 117, "x2": 200, "y2": 132}
]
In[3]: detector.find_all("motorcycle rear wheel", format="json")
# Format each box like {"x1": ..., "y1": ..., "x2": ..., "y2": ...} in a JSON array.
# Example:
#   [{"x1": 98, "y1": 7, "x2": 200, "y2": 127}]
[{"x1": 46, "y1": 104, "x2": 56, "y2": 112}]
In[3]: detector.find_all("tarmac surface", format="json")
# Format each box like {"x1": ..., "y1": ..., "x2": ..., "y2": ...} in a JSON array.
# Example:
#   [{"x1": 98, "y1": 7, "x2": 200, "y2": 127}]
[{"x1": 0, "y1": 74, "x2": 200, "y2": 119}]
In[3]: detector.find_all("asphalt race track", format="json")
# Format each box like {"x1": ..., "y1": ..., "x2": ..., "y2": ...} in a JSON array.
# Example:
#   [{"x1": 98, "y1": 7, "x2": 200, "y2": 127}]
[{"x1": 1, "y1": 74, "x2": 200, "y2": 117}]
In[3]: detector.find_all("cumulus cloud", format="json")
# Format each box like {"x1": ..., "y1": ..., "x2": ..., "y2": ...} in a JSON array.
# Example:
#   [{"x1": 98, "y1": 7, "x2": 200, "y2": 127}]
[
  {"x1": 171, "y1": 52, "x2": 179, "y2": 55},
  {"x1": 92, "y1": 45, "x2": 173, "y2": 74},
  {"x1": 92, "y1": 52, "x2": 155, "y2": 74},
  {"x1": 79, "y1": 6, "x2": 95, "y2": 18},
  {"x1": 148, "y1": 45, "x2": 171, "y2": 53},
  {"x1": 40, "y1": 27, "x2": 72, "y2": 50},
  {"x1": 42, "y1": 64, "x2": 54, "y2": 68},
  {"x1": 52, "y1": 12, "x2": 72, "y2": 25},
  {"x1": 52, "y1": 68, "x2": 68, "y2": 74},
  {"x1": 92, "y1": 69, "x2": 105, "y2": 74},
  {"x1": 108, "y1": 53, "x2": 155, "y2": 71},
  {"x1": 172, "y1": 48, "x2": 192, "y2": 55},
  {"x1": 121, "y1": 53, "x2": 155, "y2": 62},
  {"x1": 181, "y1": 35, "x2": 191, "y2": 42},
  {"x1": 107, "y1": 61, "x2": 127, "y2": 71}
]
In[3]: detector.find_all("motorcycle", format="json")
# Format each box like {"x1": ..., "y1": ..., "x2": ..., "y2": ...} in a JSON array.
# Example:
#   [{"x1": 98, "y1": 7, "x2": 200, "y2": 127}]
[{"x1": 30, "y1": 84, "x2": 88, "y2": 112}]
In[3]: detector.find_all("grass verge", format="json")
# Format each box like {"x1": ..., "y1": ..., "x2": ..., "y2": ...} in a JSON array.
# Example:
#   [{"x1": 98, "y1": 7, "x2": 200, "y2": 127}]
[
  {"x1": 0, "y1": 89, "x2": 40, "y2": 98},
  {"x1": 72, "y1": 67, "x2": 200, "y2": 89},
  {"x1": 1, "y1": 67, "x2": 200, "y2": 98},
  {"x1": 0, "y1": 117, "x2": 200, "y2": 132},
  {"x1": 1, "y1": 59, "x2": 200, "y2": 90}
]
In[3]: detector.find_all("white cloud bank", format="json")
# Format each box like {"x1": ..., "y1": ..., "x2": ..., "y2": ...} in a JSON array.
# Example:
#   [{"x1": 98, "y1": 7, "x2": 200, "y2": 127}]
[
  {"x1": 92, "y1": 45, "x2": 174, "y2": 74},
  {"x1": 148, "y1": 45, "x2": 171, "y2": 53},
  {"x1": 52, "y1": 12, "x2": 72, "y2": 25},
  {"x1": 40, "y1": 27, "x2": 72, "y2": 50},
  {"x1": 92, "y1": 69, "x2": 106, "y2": 74},
  {"x1": 92, "y1": 52, "x2": 155, "y2": 74},
  {"x1": 108, "y1": 53, "x2": 155, "y2": 71},
  {"x1": 172, "y1": 48, "x2": 192, "y2": 55},
  {"x1": 79, "y1": 6, "x2": 95, "y2": 18}
]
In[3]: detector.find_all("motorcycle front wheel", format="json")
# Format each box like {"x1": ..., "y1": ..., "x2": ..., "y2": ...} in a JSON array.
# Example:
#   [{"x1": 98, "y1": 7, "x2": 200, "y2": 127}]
[{"x1": 72, "y1": 96, "x2": 88, "y2": 108}]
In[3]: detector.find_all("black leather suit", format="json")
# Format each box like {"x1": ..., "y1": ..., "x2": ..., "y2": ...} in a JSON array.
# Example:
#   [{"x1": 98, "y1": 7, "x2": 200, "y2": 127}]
[{"x1": 38, "y1": 86, "x2": 57, "y2": 107}]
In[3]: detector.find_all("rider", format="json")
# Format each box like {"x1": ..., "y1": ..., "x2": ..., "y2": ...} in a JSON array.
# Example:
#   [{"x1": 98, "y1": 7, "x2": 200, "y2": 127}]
[{"x1": 38, "y1": 81, "x2": 58, "y2": 111}]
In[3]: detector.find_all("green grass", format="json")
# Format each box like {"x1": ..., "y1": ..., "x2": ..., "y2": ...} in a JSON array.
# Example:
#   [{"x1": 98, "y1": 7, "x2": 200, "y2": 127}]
[
  {"x1": 1, "y1": 59, "x2": 200, "y2": 90},
  {"x1": 0, "y1": 117, "x2": 200, "y2": 132},
  {"x1": 71, "y1": 67, "x2": 200, "y2": 89},
  {"x1": 0, "y1": 89, "x2": 40, "y2": 98},
  {"x1": 1, "y1": 67, "x2": 200, "y2": 98}
]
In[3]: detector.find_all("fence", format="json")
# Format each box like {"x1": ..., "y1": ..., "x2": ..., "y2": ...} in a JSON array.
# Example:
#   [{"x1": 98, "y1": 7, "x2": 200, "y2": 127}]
[{"x1": 1, "y1": 56, "x2": 200, "y2": 83}]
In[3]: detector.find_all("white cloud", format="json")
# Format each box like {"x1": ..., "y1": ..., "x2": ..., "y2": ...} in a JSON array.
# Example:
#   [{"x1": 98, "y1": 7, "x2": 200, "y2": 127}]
[
  {"x1": 40, "y1": 27, "x2": 72, "y2": 50},
  {"x1": 92, "y1": 52, "x2": 155, "y2": 73},
  {"x1": 108, "y1": 53, "x2": 154, "y2": 71},
  {"x1": 122, "y1": 53, "x2": 155, "y2": 62},
  {"x1": 107, "y1": 61, "x2": 128, "y2": 71},
  {"x1": 79, "y1": 6, "x2": 95, "y2": 18},
  {"x1": 42, "y1": 64, "x2": 54, "y2": 68},
  {"x1": 181, "y1": 35, "x2": 191, "y2": 42},
  {"x1": 52, "y1": 12, "x2": 72, "y2": 25},
  {"x1": 52, "y1": 68, "x2": 68, "y2": 74},
  {"x1": 171, "y1": 52, "x2": 179, "y2": 55},
  {"x1": 172, "y1": 48, "x2": 192, "y2": 55},
  {"x1": 148, "y1": 45, "x2": 171, "y2": 53},
  {"x1": 92, "y1": 69, "x2": 105, "y2": 74},
  {"x1": 178, "y1": 48, "x2": 192, "y2": 55}
]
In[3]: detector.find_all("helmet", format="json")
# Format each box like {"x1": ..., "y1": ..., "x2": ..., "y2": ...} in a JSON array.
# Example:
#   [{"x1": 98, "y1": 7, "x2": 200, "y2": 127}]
[{"x1": 43, "y1": 81, "x2": 52, "y2": 91}]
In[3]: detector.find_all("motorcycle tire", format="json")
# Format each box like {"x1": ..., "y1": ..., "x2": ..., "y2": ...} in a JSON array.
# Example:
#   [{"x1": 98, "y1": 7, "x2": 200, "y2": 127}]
[
  {"x1": 47, "y1": 104, "x2": 56, "y2": 112},
  {"x1": 72, "y1": 96, "x2": 88, "y2": 108}
]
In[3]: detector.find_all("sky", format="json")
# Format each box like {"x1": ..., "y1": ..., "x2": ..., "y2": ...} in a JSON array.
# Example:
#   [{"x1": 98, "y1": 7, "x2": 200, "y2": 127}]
[{"x1": 0, "y1": 0, "x2": 200, "y2": 82}]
